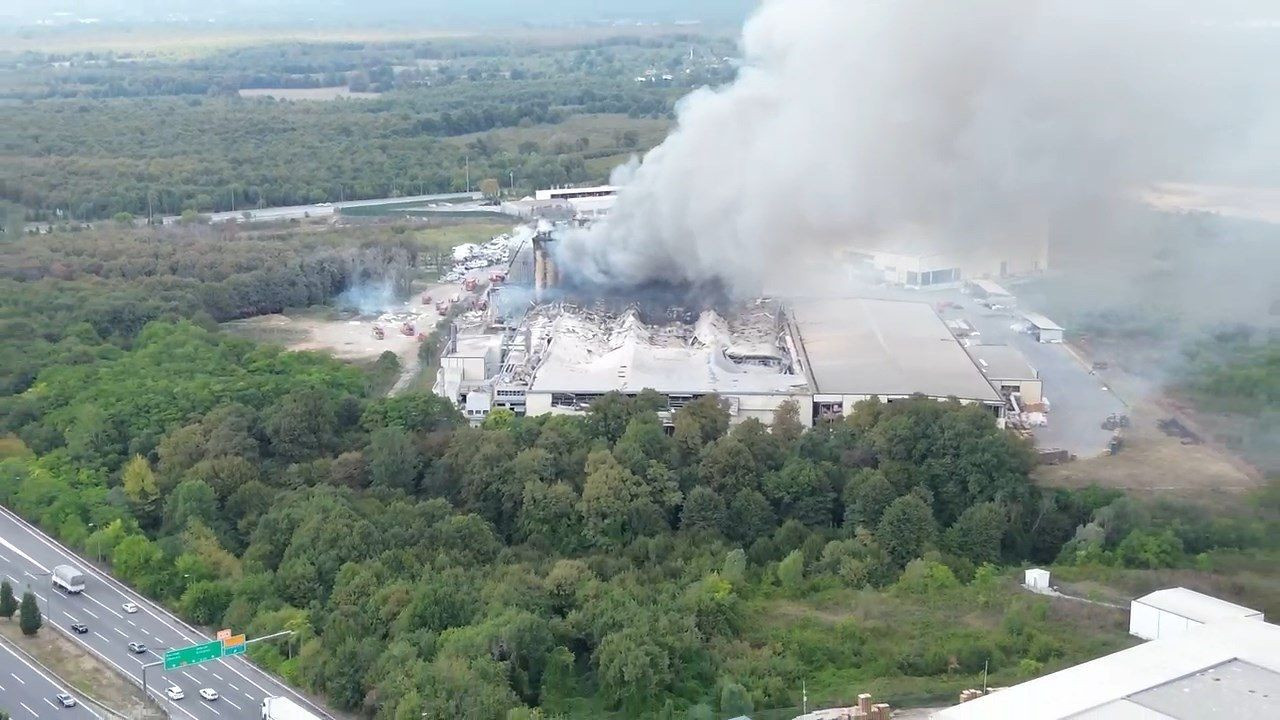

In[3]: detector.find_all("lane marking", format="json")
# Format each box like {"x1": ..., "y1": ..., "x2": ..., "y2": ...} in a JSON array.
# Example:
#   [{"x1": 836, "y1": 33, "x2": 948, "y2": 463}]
[
  {"x1": 1, "y1": 511, "x2": 326, "y2": 717},
  {"x1": 82, "y1": 608, "x2": 98, "y2": 619},
  {"x1": 11, "y1": 671, "x2": 26, "y2": 684},
  {"x1": 93, "y1": 631, "x2": 109, "y2": 642},
  {"x1": 113, "y1": 627, "x2": 128, "y2": 638},
  {"x1": 43, "y1": 699, "x2": 58, "y2": 710},
  {"x1": 183, "y1": 670, "x2": 198, "y2": 683},
  {"x1": 19, "y1": 702, "x2": 37, "y2": 717},
  {"x1": 228, "y1": 682, "x2": 239, "y2": 691},
  {"x1": 212, "y1": 672, "x2": 223, "y2": 680},
  {"x1": 224, "y1": 697, "x2": 242, "y2": 711}
]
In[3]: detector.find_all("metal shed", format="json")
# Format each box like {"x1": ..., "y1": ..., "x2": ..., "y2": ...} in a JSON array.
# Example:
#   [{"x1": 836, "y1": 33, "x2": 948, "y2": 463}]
[{"x1": 1021, "y1": 311, "x2": 1065, "y2": 343}]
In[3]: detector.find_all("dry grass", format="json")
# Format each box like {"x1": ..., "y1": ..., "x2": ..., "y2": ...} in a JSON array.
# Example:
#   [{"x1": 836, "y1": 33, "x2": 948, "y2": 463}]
[
  {"x1": 0, "y1": 620, "x2": 163, "y2": 718},
  {"x1": 1035, "y1": 396, "x2": 1261, "y2": 495}
]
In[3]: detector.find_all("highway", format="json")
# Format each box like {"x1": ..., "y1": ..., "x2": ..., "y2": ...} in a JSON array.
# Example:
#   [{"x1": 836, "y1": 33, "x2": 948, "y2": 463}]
[
  {"x1": 0, "y1": 639, "x2": 100, "y2": 720},
  {"x1": 0, "y1": 505, "x2": 332, "y2": 720}
]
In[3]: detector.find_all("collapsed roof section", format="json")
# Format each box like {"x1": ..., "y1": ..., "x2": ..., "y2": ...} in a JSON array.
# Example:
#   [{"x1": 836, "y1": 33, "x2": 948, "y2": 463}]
[{"x1": 522, "y1": 300, "x2": 809, "y2": 395}]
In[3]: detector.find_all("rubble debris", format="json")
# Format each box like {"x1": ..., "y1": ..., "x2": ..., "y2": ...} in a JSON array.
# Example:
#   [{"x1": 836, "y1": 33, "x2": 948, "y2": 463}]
[
  {"x1": 1100, "y1": 413, "x2": 1130, "y2": 431},
  {"x1": 1157, "y1": 417, "x2": 1202, "y2": 444}
]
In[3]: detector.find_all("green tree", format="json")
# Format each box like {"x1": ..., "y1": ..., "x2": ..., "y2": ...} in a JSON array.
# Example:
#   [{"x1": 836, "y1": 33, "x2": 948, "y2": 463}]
[
  {"x1": 721, "y1": 549, "x2": 747, "y2": 586},
  {"x1": 595, "y1": 627, "x2": 673, "y2": 715},
  {"x1": 164, "y1": 478, "x2": 219, "y2": 534},
  {"x1": 0, "y1": 580, "x2": 16, "y2": 620},
  {"x1": 180, "y1": 580, "x2": 234, "y2": 625},
  {"x1": 680, "y1": 486, "x2": 725, "y2": 535},
  {"x1": 121, "y1": 454, "x2": 160, "y2": 508},
  {"x1": 944, "y1": 502, "x2": 1007, "y2": 565},
  {"x1": 367, "y1": 427, "x2": 421, "y2": 492},
  {"x1": 877, "y1": 495, "x2": 936, "y2": 568},
  {"x1": 844, "y1": 469, "x2": 895, "y2": 528},
  {"x1": 720, "y1": 681, "x2": 754, "y2": 716},
  {"x1": 19, "y1": 589, "x2": 42, "y2": 635},
  {"x1": 777, "y1": 549, "x2": 805, "y2": 591},
  {"x1": 540, "y1": 646, "x2": 577, "y2": 712}
]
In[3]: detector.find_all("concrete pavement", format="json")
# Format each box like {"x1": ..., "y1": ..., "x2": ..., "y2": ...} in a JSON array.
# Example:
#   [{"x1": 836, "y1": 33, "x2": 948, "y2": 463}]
[
  {"x1": 0, "y1": 505, "x2": 332, "y2": 720},
  {"x1": 0, "y1": 639, "x2": 101, "y2": 720}
]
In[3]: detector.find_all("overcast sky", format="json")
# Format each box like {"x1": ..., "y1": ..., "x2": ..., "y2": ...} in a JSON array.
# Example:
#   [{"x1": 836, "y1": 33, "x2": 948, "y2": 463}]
[{"x1": 1, "y1": 0, "x2": 757, "y2": 28}]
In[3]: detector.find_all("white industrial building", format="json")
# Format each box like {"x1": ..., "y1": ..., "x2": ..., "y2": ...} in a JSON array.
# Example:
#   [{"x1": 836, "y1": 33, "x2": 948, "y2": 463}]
[
  {"x1": 436, "y1": 297, "x2": 1007, "y2": 427},
  {"x1": 1129, "y1": 587, "x2": 1264, "y2": 641},
  {"x1": 853, "y1": 226, "x2": 1049, "y2": 288},
  {"x1": 933, "y1": 590, "x2": 1279, "y2": 720},
  {"x1": 968, "y1": 344, "x2": 1043, "y2": 405},
  {"x1": 1021, "y1": 311, "x2": 1065, "y2": 344}
]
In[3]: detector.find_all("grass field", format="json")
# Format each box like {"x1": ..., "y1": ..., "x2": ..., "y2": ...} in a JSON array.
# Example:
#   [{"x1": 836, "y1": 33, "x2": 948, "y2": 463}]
[
  {"x1": 447, "y1": 113, "x2": 671, "y2": 160},
  {"x1": 412, "y1": 221, "x2": 514, "y2": 252}
]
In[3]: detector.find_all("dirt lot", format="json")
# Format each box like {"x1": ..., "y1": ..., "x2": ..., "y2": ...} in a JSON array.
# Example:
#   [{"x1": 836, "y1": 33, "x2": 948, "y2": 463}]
[
  {"x1": 1035, "y1": 396, "x2": 1262, "y2": 494},
  {"x1": 0, "y1": 621, "x2": 162, "y2": 718}
]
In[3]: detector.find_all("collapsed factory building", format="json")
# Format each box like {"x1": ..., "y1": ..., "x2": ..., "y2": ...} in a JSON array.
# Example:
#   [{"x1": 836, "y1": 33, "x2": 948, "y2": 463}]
[{"x1": 435, "y1": 227, "x2": 1008, "y2": 427}]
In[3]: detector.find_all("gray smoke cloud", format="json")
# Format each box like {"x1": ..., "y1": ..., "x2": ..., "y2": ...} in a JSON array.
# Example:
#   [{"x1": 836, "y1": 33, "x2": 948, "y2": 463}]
[{"x1": 557, "y1": 0, "x2": 1280, "y2": 296}]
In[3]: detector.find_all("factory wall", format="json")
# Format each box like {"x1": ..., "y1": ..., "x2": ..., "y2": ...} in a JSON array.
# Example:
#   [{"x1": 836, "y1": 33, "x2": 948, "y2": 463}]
[
  {"x1": 994, "y1": 377, "x2": 1043, "y2": 405},
  {"x1": 525, "y1": 391, "x2": 812, "y2": 426}
]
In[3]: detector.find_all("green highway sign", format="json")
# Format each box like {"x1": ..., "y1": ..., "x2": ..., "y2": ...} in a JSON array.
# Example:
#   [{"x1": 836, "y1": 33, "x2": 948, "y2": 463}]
[
  {"x1": 225, "y1": 643, "x2": 246, "y2": 656},
  {"x1": 164, "y1": 640, "x2": 223, "y2": 670}
]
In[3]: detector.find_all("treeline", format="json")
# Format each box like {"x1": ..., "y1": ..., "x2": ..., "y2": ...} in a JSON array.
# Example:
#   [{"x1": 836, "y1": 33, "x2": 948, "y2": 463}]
[
  {"x1": 0, "y1": 225, "x2": 416, "y2": 395},
  {"x1": 1, "y1": 82, "x2": 671, "y2": 221},
  {"x1": 3, "y1": 33, "x2": 733, "y2": 100}
]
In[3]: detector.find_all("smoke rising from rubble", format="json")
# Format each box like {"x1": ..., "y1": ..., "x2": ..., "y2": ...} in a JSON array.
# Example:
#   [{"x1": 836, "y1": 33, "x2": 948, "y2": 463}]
[{"x1": 557, "y1": 0, "x2": 1280, "y2": 296}]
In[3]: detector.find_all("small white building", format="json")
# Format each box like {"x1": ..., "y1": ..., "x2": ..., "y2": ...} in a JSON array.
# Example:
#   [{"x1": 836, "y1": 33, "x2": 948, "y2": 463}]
[
  {"x1": 1024, "y1": 568, "x2": 1051, "y2": 591},
  {"x1": 1021, "y1": 311, "x2": 1065, "y2": 344},
  {"x1": 969, "y1": 344, "x2": 1043, "y2": 405},
  {"x1": 1129, "y1": 587, "x2": 1264, "y2": 641}
]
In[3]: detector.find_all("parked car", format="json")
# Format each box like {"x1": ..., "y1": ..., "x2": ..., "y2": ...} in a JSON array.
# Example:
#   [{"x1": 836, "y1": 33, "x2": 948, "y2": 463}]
[
  {"x1": 166, "y1": 686, "x2": 185, "y2": 700},
  {"x1": 128, "y1": 641, "x2": 147, "y2": 653},
  {"x1": 70, "y1": 622, "x2": 88, "y2": 634},
  {"x1": 199, "y1": 688, "x2": 219, "y2": 701},
  {"x1": 55, "y1": 693, "x2": 77, "y2": 708},
  {"x1": 122, "y1": 602, "x2": 139, "y2": 613}
]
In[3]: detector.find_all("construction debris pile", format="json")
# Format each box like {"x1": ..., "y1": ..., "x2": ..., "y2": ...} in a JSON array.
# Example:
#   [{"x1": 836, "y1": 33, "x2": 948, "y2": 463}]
[
  {"x1": 443, "y1": 232, "x2": 516, "y2": 283},
  {"x1": 794, "y1": 692, "x2": 893, "y2": 720}
]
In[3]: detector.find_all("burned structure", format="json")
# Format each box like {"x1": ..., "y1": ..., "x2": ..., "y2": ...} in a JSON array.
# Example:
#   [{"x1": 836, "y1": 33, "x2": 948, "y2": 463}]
[{"x1": 436, "y1": 223, "x2": 1008, "y2": 427}]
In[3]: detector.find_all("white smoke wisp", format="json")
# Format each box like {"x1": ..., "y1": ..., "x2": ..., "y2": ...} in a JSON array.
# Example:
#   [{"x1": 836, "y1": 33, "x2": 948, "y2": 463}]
[{"x1": 557, "y1": 0, "x2": 1280, "y2": 295}]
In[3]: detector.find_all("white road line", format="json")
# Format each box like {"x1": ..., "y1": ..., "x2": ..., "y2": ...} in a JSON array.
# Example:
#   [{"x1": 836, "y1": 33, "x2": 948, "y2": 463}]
[
  {"x1": 1, "y1": 509, "x2": 331, "y2": 718},
  {"x1": 42, "y1": 699, "x2": 58, "y2": 710},
  {"x1": 94, "y1": 631, "x2": 109, "y2": 642},
  {"x1": 82, "y1": 608, "x2": 98, "y2": 619},
  {"x1": 212, "y1": 671, "x2": 223, "y2": 680},
  {"x1": 228, "y1": 682, "x2": 239, "y2": 690},
  {"x1": 127, "y1": 619, "x2": 136, "y2": 626},
  {"x1": 11, "y1": 671, "x2": 25, "y2": 684},
  {"x1": 19, "y1": 702, "x2": 37, "y2": 717},
  {"x1": 113, "y1": 627, "x2": 128, "y2": 638},
  {"x1": 0, "y1": 552, "x2": 9, "y2": 561},
  {"x1": 183, "y1": 670, "x2": 198, "y2": 683},
  {"x1": 205, "y1": 706, "x2": 222, "y2": 717},
  {"x1": 224, "y1": 697, "x2": 242, "y2": 711},
  {"x1": 0, "y1": 681, "x2": 5, "y2": 691}
]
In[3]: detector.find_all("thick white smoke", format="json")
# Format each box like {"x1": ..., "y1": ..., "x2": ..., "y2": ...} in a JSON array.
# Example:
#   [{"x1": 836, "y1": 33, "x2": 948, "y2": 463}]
[{"x1": 557, "y1": 0, "x2": 1280, "y2": 295}]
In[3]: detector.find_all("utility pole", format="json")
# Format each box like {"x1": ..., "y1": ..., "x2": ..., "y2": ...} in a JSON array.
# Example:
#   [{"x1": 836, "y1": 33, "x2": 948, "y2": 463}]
[
  {"x1": 465, "y1": 155, "x2": 470, "y2": 193},
  {"x1": 147, "y1": 192, "x2": 153, "y2": 225},
  {"x1": 802, "y1": 678, "x2": 808, "y2": 714},
  {"x1": 509, "y1": 169, "x2": 515, "y2": 192}
]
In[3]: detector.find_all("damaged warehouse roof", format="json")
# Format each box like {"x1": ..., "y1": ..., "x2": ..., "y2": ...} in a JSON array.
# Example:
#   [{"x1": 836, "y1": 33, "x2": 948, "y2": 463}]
[
  {"x1": 526, "y1": 303, "x2": 810, "y2": 395},
  {"x1": 789, "y1": 297, "x2": 1003, "y2": 403}
]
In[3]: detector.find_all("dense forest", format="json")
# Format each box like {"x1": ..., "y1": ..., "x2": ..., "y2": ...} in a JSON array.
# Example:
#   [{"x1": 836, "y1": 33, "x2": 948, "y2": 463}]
[
  {"x1": 0, "y1": 33, "x2": 732, "y2": 222},
  {"x1": 2, "y1": 225, "x2": 1278, "y2": 718}
]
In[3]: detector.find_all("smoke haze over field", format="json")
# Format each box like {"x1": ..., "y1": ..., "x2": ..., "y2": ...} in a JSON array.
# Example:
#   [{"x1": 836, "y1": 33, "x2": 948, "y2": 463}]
[{"x1": 558, "y1": 0, "x2": 1280, "y2": 296}]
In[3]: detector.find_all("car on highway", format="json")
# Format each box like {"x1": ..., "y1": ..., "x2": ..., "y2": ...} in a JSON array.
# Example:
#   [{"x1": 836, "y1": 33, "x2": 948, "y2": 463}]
[
  {"x1": 128, "y1": 641, "x2": 147, "y2": 653},
  {"x1": 122, "y1": 601, "x2": 139, "y2": 613},
  {"x1": 166, "y1": 686, "x2": 185, "y2": 700},
  {"x1": 199, "y1": 688, "x2": 219, "y2": 701},
  {"x1": 70, "y1": 622, "x2": 88, "y2": 633},
  {"x1": 55, "y1": 693, "x2": 77, "y2": 708}
]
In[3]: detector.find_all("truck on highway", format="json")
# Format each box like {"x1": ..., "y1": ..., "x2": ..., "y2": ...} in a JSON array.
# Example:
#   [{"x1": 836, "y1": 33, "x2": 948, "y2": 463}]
[
  {"x1": 52, "y1": 564, "x2": 86, "y2": 593},
  {"x1": 262, "y1": 696, "x2": 321, "y2": 720}
]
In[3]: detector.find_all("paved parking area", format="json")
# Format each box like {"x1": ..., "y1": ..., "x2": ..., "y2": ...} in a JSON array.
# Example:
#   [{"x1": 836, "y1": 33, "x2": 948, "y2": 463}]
[{"x1": 865, "y1": 284, "x2": 1129, "y2": 458}]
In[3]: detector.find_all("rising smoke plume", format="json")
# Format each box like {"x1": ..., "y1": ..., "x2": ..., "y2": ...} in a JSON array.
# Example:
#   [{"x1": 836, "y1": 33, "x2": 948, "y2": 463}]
[{"x1": 557, "y1": 0, "x2": 1280, "y2": 296}]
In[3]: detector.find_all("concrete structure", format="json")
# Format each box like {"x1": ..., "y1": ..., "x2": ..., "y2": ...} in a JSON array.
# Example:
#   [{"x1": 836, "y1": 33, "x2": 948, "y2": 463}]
[
  {"x1": 534, "y1": 184, "x2": 618, "y2": 201},
  {"x1": 966, "y1": 278, "x2": 1016, "y2": 302},
  {"x1": 969, "y1": 344, "x2": 1042, "y2": 405},
  {"x1": 1021, "y1": 311, "x2": 1065, "y2": 343},
  {"x1": 1129, "y1": 587, "x2": 1264, "y2": 641},
  {"x1": 855, "y1": 226, "x2": 1049, "y2": 287},
  {"x1": 437, "y1": 297, "x2": 1009, "y2": 427},
  {"x1": 789, "y1": 298, "x2": 1005, "y2": 422},
  {"x1": 1024, "y1": 568, "x2": 1051, "y2": 591}
]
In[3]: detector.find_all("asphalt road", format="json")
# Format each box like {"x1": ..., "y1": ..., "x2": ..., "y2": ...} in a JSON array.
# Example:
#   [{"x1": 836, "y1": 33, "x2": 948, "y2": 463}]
[
  {"x1": 0, "y1": 639, "x2": 100, "y2": 720},
  {"x1": 0, "y1": 505, "x2": 332, "y2": 720}
]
